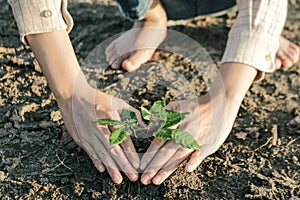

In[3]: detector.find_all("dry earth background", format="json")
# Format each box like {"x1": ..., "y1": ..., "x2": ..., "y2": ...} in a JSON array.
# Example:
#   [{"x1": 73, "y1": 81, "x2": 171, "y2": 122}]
[{"x1": 0, "y1": 0, "x2": 300, "y2": 199}]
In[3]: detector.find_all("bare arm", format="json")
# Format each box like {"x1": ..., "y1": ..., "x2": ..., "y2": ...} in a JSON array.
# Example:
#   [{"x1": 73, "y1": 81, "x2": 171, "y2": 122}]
[{"x1": 26, "y1": 31, "x2": 140, "y2": 184}]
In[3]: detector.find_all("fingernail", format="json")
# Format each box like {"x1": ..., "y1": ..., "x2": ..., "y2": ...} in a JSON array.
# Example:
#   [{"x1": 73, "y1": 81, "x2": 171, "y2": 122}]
[
  {"x1": 130, "y1": 173, "x2": 138, "y2": 181},
  {"x1": 153, "y1": 176, "x2": 161, "y2": 185},
  {"x1": 186, "y1": 165, "x2": 192, "y2": 172},
  {"x1": 186, "y1": 164, "x2": 196, "y2": 172},
  {"x1": 113, "y1": 174, "x2": 122, "y2": 184},
  {"x1": 141, "y1": 175, "x2": 150, "y2": 185},
  {"x1": 98, "y1": 165, "x2": 105, "y2": 172}
]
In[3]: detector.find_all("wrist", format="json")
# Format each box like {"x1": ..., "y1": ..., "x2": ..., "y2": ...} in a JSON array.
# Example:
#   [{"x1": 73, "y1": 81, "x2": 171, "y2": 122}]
[
  {"x1": 200, "y1": 90, "x2": 242, "y2": 115},
  {"x1": 207, "y1": 62, "x2": 257, "y2": 106},
  {"x1": 53, "y1": 71, "x2": 91, "y2": 103}
]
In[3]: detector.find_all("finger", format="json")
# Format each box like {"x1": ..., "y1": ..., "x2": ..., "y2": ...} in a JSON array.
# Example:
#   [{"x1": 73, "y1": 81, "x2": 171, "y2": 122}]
[
  {"x1": 94, "y1": 127, "x2": 138, "y2": 182},
  {"x1": 140, "y1": 138, "x2": 166, "y2": 170},
  {"x1": 81, "y1": 139, "x2": 123, "y2": 184},
  {"x1": 120, "y1": 137, "x2": 140, "y2": 169},
  {"x1": 108, "y1": 53, "x2": 120, "y2": 67},
  {"x1": 106, "y1": 165, "x2": 124, "y2": 184},
  {"x1": 152, "y1": 148, "x2": 193, "y2": 185},
  {"x1": 78, "y1": 142, "x2": 106, "y2": 173},
  {"x1": 185, "y1": 146, "x2": 212, "y2": 172},
  {"x1": 110, "y1": 145, "x2": 139, "y2": 182},
  {"x1": 95, "y1": 148, "x2": 124, "y2": 184},
  {"x1": 97, "y1": 148, "x2": 123, "y2": 184},
  {"x1": 141, "y1": 141, "x2": 179, "y2": 185}
]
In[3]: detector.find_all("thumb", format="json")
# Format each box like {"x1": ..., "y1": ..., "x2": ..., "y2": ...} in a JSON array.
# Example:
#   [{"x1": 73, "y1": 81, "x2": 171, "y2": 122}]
[{"x1": 165, "y1": 101, "x2": 179, "y2": 111}]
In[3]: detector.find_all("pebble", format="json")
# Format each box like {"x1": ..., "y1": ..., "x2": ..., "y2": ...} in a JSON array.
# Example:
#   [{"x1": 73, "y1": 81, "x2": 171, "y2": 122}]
[
  {"x1": 0, "y1": 171, "x2": 7, "y2": 181},
  {"x1": 292, "y1": 156, "x2": 298, "y2": 162}
]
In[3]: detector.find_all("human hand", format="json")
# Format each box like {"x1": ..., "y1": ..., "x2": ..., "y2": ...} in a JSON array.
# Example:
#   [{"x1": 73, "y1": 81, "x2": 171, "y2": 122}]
[
  {"x1": 140, "y1": 95, "x2": 240, "y2": 185},
  {"x1": 56, "y1": 76, "x2": 143, "y2": 184}
]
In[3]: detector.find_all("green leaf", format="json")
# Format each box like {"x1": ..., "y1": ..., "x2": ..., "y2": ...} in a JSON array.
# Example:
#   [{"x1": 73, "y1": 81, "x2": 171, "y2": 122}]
[
  {"x1": 189, "y1": 140, "x2": 201, "y2": 151},
  {"x1": 93, "y1": 119, "x2": 125, "y2": 126},
  {"x1": 141, "y1": 106, "x2": 151, "y2": 121},
  {"x1": 152, "y1": 100, "x2": 166, "y2": 109},
  {"x1": 150, "y1": 101, "x2": 167, "y2": 121},
  {"x1": 153, "y1": 128, "x2": 176, "y2": 140},
  {"x1": 109, "y1": 126, "x2": 131, "y2": 145},
  {"x1": 173, "y1": 130, "x2": 201, "y2": 150},
  {"x1": 163, "y1": 110, "x2": 189, "y2": 128},
  {"x1": 121, "y1": 108, "x2": 138, "y2": 125}
]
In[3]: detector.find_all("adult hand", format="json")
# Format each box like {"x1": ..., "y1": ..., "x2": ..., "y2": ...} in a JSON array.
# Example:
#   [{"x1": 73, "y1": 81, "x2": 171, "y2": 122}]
[
  {"x1": 57, "y1": 79, "x2": 143, "y2": 184},
  {"x1": 26, "y1": 30, "x2": 144, "y2": 184},
  {"x1": 140, "y1": 94, "x2": 240, "y2": 185}
]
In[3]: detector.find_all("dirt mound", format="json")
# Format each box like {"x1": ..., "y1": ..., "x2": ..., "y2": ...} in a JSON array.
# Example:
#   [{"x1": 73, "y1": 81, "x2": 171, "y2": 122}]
[{"x1": 0, "y1": 0, "x2": 299, "y2": 199}]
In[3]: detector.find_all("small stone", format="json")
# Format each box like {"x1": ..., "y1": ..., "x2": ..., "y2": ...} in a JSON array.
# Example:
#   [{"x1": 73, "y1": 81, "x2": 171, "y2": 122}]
[
  {"x1": 0, "y1": 171, "x2": 7, "y2": 181},
  {"x1": 292, "y1": 156, "x2": 298, "y2": 162},
  {"x1": 235, "y1": 132, "x2": 247, "y2": 140}
]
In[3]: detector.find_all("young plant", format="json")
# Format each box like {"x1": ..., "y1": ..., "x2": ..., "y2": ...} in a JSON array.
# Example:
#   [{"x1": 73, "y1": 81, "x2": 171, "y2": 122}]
[{"x1": 92, "y1": 100, "x2": 201, "y2": 150}]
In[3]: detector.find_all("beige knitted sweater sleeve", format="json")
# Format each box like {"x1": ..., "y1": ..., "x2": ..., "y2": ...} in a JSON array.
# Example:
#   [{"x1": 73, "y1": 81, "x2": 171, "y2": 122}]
[
  {"x1": 8, "y1": 0, "x2": 73, "y2": 44},
  {"x1": 222, "y1": 0, "x2": 287, "y2": 80}
]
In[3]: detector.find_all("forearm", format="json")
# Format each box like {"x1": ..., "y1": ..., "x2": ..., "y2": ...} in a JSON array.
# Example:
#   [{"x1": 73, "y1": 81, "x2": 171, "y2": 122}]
[
  {"x1": 206, "y1": 62, "x2": 257, "y2": 118},
  {"x1": 207, "y1": 62, "x2": 257, "y2": 103},
  {"x1": 219, "y1": 62, "x2": 257, "y2": 103},
  {"x1": 26, "y1": 31, "x2": 86, "y2": 101}
]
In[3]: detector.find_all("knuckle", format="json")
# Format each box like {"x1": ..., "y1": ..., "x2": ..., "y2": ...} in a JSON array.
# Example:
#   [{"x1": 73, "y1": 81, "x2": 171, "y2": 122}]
[
  {"x1": 152, "y1": 138, "x2": 164, "y2": 147},
  {"x1": 159, "y1": 147, "x2": 172, "y2": 157},
  {"x1": 173, "y1": 150, "x2": 183, "y2": 160},
  {"x1": 95, "y1": 149, "x2": 110, "y2": 161},
  {"x1": 120, "y1": 139, "x2": 133, "y2": 152},
  {"x1": 110, "y1": 146, "x2": 122, "y2": 157},
  {"x1": 145, "y1": 165, "x2": 160, "y2": 173},
  {"x1": 118, "y1": 162, "x2": 131, "y2": 171}
]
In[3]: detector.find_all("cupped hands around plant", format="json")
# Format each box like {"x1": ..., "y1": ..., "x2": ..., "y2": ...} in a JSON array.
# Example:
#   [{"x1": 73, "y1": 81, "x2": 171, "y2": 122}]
[
  {"x1": 58, "y1": 83, "x2": 144, "y2": 184},
  {"x1": 93, "y1": 100, "x2": 201, "y2": 151}
]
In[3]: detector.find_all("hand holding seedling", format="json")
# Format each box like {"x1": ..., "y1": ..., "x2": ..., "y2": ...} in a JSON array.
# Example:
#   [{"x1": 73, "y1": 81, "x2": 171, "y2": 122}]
[
  {"x1": 65, "y1": 85, "x2": 143, "y2": 184},
  {"x1": 93, "y1": 100, "x2": 201, "y2": 150},
  {"x1": 139, "y1": 92, "x2": 239, "y2": 185},
  {"x1": 139, "y1": 96, "x2": 219, "y2": 185}
]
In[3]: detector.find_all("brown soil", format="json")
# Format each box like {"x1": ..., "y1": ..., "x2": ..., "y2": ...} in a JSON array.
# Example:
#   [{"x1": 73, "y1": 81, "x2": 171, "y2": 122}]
[{"x1": 0, "y1": 0, "x2": 299, "y2": 199}]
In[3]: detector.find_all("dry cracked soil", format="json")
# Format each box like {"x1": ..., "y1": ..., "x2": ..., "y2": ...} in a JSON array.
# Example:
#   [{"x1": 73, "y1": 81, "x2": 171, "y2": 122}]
[{"x1": 0, "y1": 0, "x2": 299, "y2": 199}]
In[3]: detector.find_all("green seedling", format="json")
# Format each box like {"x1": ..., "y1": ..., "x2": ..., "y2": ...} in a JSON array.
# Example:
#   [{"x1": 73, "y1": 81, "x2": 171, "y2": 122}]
[{"x1": 92, "y1": 100, "x2": 201, "y2": 150}]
